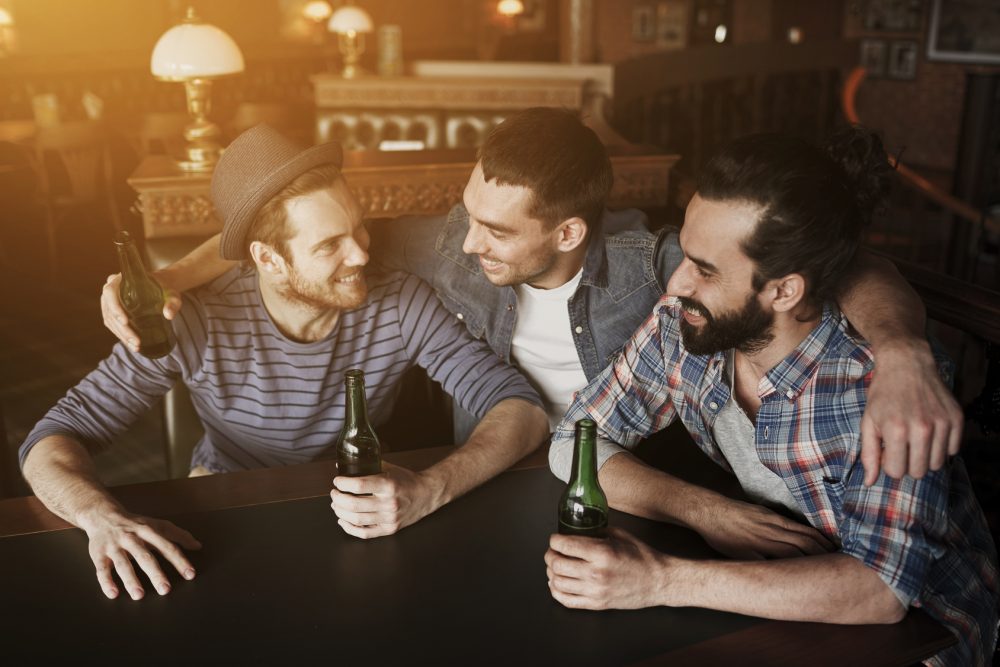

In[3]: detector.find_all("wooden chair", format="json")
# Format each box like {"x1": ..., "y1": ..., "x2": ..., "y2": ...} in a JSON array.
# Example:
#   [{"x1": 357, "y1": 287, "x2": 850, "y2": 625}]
[{"x1": 34, "y1": 120, "x2": 122, "y2": 283}]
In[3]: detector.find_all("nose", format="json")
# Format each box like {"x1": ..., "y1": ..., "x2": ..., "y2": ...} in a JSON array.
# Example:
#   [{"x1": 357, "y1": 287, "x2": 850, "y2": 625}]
[
  {"x1": 666, "y1": 258, "x2": 695, "y2": 298},
  {"x1": 344, "y1": 228, "x2": 370, "y2": 268},
  {"x1": 462, "y1": 221, "x2": 486, "y2": 256}
]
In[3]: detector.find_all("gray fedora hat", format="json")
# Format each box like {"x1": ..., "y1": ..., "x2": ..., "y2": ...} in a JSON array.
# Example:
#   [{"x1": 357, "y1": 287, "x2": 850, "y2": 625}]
[{"x1": 212, "y1": 123, "x2": 344, "y2": 260}]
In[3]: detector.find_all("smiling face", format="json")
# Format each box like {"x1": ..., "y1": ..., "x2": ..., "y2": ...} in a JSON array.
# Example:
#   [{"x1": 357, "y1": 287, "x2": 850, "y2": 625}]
[
  {"x1": 460, "y1": 163, "x2": 567, "y2": 288},
  {"x1": 276, "y1": 177, "x2": 370, "y2": 311},
  {"x1": 666, "y1": 194, "x2": 775, "y2": 355}
]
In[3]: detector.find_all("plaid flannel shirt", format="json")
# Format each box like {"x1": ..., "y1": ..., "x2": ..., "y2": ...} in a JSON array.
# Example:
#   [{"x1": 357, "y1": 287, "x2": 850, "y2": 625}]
[{"x1": 550, "y1": 296, "x2": 999, "y2": 666}]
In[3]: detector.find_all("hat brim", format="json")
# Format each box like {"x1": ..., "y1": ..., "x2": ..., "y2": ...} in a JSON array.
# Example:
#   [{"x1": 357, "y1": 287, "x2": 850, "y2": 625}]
[{"x1": 218, "y1": 141, "x2": 344, "y2": 260}]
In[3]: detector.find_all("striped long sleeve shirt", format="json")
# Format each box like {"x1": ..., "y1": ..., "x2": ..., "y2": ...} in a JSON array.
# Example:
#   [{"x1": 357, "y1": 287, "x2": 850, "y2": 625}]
[
  {"x1": 550, "y1": 296, "x2": 999, "y2": 667},
  {"x1": 21, "y1": 267, "x2": 542, "y2": 473}
]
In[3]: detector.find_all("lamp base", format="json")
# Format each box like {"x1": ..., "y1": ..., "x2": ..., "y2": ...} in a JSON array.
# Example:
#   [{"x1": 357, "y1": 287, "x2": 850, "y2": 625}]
[{"x1": 177, "y1": 78, "x2": 225, "y2": 171}]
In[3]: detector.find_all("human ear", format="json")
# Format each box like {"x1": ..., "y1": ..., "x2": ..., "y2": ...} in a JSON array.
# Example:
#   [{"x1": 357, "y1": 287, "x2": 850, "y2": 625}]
[
  {"x1": 249, "y1": 241, "x2": 287, "y2": 276},
  {"x1": 555, "y1": 217, "x2": 588, "y2": 253},
  {"x1": 770, "y1": 274, "x2": 806, "y2": 313}
]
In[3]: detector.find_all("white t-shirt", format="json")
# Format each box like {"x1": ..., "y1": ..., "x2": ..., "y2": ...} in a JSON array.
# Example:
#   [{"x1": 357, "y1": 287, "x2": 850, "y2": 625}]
[{"x1": 512, "y1": 269, "x2": 589, "y2": 429}]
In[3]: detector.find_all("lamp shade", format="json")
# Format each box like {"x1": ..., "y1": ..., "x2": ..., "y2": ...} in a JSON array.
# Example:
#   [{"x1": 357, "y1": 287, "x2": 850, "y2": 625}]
[
  {"x1": 303, "y1": 1, "x2": 333, "y2": 22},
  {"x1": 0, "y1": 8, "x2": 13, "y2": 26},
  {"x1": 151, "y1": 12, "x2": 244, "y2": 80},
  {"x1": 327, "y1": 6, "x2": 373, "y2": 34}
]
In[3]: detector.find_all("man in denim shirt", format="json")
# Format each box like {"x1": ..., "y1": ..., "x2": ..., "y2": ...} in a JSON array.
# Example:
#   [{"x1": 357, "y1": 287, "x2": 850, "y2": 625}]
[{"x1": 103, "y1": 109, "x2": 965, "y2": 558}]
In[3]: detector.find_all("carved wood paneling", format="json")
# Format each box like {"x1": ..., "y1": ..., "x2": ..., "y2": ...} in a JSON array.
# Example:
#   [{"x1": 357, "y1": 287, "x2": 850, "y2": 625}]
[{"x1": 129, "y1": 152, "x2": 678, "y2": 239}]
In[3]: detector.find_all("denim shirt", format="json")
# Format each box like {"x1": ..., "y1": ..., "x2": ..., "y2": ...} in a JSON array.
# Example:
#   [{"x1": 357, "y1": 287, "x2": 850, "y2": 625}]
[{"x1": 370, "y1": 203, "x2": 684, "y2": 380}]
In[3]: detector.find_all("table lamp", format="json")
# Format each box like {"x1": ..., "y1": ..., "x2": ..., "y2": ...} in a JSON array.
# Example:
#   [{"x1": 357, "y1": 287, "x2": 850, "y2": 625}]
[
  {"x1": 150, "y1": 7, "x2": 245, "y2": 171},
  {"x1": 327, "y1": 4, "x2": 373, "y2": 78},
  {"x1": 302, "y1": 1, "x2": 333, "y2": 44}
]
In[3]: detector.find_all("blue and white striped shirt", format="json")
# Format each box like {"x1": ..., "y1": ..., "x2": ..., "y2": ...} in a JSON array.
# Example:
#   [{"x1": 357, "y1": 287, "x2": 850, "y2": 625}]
[{"x1": 22, "y1": 267, "x2": 542, "y2": 473}]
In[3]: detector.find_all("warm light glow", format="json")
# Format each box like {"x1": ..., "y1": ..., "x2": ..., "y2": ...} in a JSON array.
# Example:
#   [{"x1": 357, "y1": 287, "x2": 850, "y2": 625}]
[
  {"x1": 150, "y1": 8, "x2": 244, "y2": 80},
  {"x1": 788, "y1": 27, "x2": 803, "y2": 44},
  {"x1": 0, "y1": 8, "x2": 13, "y2": 26},
  {"x1": 303, "y1": 0, "x2": 333, "y2": 23},
  {"x1": 714, "y1": 24, "x2": 727, "y2": 44},
  {"x1": 497, "y1": 0, "x2": 525, "y2": 17},
  {"x1": 327, "y1": 5, "x2": 373, "y2": 34}
]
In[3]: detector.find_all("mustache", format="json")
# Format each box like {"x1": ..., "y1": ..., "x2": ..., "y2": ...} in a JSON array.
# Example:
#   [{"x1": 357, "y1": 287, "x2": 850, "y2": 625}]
[{"x1": 677, "y1": 296, "x2": 713, "y2": 323}]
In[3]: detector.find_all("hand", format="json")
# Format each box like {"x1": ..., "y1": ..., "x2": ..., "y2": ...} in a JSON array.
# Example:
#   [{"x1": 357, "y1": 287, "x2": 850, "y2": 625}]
[
  {"x1": 861, "y1": 342, "x2": 963, "y2": 485},
  {"x1": 545, "y1": 527, "x2": 671, "y2": 610},
  {"x1": 329, "y1": 461, "x2": 442, "y2": 539},
  {"x1": 101, "y1": 273, "x2": 182, "y2": 352},
  {"x1": 694, "y1": 497, "x2": 834, "y2": 559},
  {"x1": 82, "y1": 510, "x2": 201, "y2": 600}
]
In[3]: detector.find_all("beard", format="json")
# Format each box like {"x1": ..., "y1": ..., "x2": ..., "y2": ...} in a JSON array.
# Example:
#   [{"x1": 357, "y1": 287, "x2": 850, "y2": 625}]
[
  {"x1": 479, "y1": 250, "x2": 558, "y2": 287},
  {"x1": 280, "y1": 263, "x2": 368, "y2": 312},
  {"x1": 678, "y1": 292, "x2": 774, "y2": 356}
]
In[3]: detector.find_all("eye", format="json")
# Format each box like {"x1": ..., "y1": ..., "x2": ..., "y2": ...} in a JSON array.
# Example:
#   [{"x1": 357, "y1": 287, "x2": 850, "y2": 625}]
[
  {"x1": 488, "y1": 229, "x2": 507, "y2": 241},
  {"x1": 694, "y1": 265, "x2": 711, "y2": 279}
]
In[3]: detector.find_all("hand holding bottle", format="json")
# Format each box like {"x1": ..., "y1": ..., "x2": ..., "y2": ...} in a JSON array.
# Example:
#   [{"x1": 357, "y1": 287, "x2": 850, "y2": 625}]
[{"x1": 102, "y1": 260, "x2": 181, "y2": 355}]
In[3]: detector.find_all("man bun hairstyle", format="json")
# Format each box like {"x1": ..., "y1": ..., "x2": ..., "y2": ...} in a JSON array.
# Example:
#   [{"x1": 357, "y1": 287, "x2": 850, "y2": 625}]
[
  {"x1": 698, "y1": 126, "x2": 893, "y2": 307},
  {"x1": 479, "y1": 107, "x2": 613, "y2": 236}
]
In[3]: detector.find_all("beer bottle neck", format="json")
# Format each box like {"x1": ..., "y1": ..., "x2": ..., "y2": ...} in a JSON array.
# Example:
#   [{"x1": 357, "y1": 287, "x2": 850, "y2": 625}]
[
  {"x1": 344, "y1": 378, "x2": 370, "y2": 429},
  {"x1": 114, "y1": 233, "x2": 151, "y2": 280},
  {"x1": 569, "y1": 426, "x2": 599, "y2": 487}
]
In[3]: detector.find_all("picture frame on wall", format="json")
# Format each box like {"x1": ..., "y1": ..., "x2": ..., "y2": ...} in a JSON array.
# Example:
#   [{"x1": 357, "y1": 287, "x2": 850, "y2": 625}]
[
  {"x1": 656, "y1": 0, "x2": 688, "y2": 50},
  {"x1": 887, "y1": 40, "x2": 919, "y2": 79},
  {"x1": 632, "y1": 5, "x2": 656, "y2": 42},
  {"x1": 860, "y1": 38, "x2": 888, "y2": 77},
  {"x1": 927, "y1": 0, "x2": 1000, "y2": 64},
  {"x1": 863, "y1": 0, "x2": 924, "y2": 32}
]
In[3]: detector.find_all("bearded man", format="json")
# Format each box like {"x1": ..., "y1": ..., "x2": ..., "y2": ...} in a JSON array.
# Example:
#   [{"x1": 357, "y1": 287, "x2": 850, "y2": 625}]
[{"x1": 19, "y1": 125, "x2": 548, "y2": 602}]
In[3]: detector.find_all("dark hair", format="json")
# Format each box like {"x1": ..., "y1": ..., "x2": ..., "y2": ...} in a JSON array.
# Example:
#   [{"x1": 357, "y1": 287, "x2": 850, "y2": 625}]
[
  {"x1": 478, "y1": 107, "x2": 613, "y2": 235},
  {"x1": 697, "y1": 126, "x2": 893, "y2": 306},
  {"x1": 245, "y1": 163, "x2": 343, "y2": 262}
]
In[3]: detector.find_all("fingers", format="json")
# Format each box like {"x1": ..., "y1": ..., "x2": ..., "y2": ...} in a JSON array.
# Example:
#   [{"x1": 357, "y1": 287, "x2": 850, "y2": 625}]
[
  {"x1": 101, "y1": 273, "x2": 141, "y2": 351},
  {"x1": 94, "y1": 558, "x2": 120, "y2": 599},
  {"x1": 548, "y1": 581, "x2": 601, "y2": 610},
  {"x1": 907, "y1": 427, "x2": 931, "y2": 480},
  {"x1": 140, "y1": 522, "x2": 199, "y2": 582},
  {"x1": 548, "y1": 533, "x2": 608, "y2": 561},
  {"x1": 108, "y1": 550, "x2": 146, "y2": 601},
  {"x1": 162, "y1": 291, "x2": 182, "y2": 321},
  {"x1": 332, "y1": 473, "x2": 387, "y2": 496},
  {"x1": 337, "y1": 518, "x2": 397, "y2": 539},
  {"x1": 859, "y1": 414, "x2": 882, "y2": 486}
]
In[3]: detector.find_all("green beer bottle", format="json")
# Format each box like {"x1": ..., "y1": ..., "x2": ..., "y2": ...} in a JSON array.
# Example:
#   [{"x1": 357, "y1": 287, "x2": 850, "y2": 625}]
[
  {"x1": 113, "y1": 231, "x2": 175, "y2": 359},
  {"x1": 557, "y1": 418, "x2": 609, "y2": 538},
  {"x1": 336, "y1": 369, "x2": 383, "y2": 477}
]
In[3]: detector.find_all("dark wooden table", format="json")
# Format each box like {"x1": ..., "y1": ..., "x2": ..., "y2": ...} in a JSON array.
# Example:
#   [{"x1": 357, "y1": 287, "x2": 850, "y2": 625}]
[{"x1": 0, "y1": 446, "x2": 953, "y2": 665}]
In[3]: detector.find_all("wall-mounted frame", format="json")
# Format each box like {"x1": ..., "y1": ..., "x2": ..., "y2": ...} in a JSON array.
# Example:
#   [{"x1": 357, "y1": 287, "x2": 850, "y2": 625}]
[
  {"x1": 888, "y1": 40, "x2": 919, "y2": 79},
  {"x1": 632, "y1": 5, "x2": 656, "y2": 42},
  {"x1": 860, "y1": 38, "x2": 888, "y2": 77},
  {"x1": 927, "y1": 0, "x2": 1000, "y2": 64},
  {"x1": 864, "y1": 0, "x2": 924, "y2": 32},
  {"x1": 655, "y1": 0, "x2": 687, "y2": 50}
]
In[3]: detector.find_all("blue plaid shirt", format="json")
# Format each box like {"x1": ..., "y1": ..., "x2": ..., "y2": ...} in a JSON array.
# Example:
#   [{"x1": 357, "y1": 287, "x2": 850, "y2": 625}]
[{"x1": 550, "y1": 296, "x2": 999, "y2": 666}]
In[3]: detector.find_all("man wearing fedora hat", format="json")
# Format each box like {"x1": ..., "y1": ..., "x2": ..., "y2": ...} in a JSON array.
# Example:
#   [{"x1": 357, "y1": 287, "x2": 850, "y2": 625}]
[
  {"x1": 100, "y1": 108, "x2": 962, "y2": 562},
  {"x1": 20, "y1": 124, "x2": 548, "y2": 601}
]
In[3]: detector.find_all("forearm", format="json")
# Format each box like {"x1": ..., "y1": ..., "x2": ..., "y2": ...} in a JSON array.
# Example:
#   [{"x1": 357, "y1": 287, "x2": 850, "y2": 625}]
[
  {"x1": 422, "y1": 398, "x2": 548, "y2": 509},
  {"x1": 21, "y1": 436, "x2": 125, "y2": 531},
  {"x1": 664, "y1": 552, "x2": 906, "y2": 624},
  {"x1": 837, "y1": 251, "x2": 925, "y2": 353},
  {"x1": 598, "y1": 451, "x2": 738, "y2": 530},
  {"x1": 153, "y1": 233, "x2": 234, "y2": 292}
]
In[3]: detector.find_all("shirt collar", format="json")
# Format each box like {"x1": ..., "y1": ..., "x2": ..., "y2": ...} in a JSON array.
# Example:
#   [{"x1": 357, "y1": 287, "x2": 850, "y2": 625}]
[{"x1": 760, "y1": 303, "x2": 842, "y2": 401}]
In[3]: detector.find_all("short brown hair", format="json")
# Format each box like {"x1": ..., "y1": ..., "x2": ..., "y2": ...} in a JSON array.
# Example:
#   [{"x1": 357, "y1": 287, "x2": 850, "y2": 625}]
[
  {"x1": 479, "y1": 107, "x2": 613, "y2": 233},
  {"x1": 244, "y1": 163, "x2": 343, "y2": 262}
]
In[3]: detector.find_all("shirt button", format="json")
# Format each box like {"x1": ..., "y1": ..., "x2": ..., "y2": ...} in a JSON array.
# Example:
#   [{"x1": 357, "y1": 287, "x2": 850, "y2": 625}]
[
  {"x1": 763, "y1": 426, "x2": 770, "y2": 439},
  {"x1": 709, "y1": 401, "x2": 719, "y2": 411},
  {"x1": 574, "y1": 326, "x2": 583, "y2": 334},
  {"x1": 457, "y1": 313, "x2": 464, "y2": 320},
  {"x1": 507, "y1": 304, "x2": 514, "y2": 311},
  {"x1": 785, "y1": 389, "x2": 794, "y2": 399}
]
